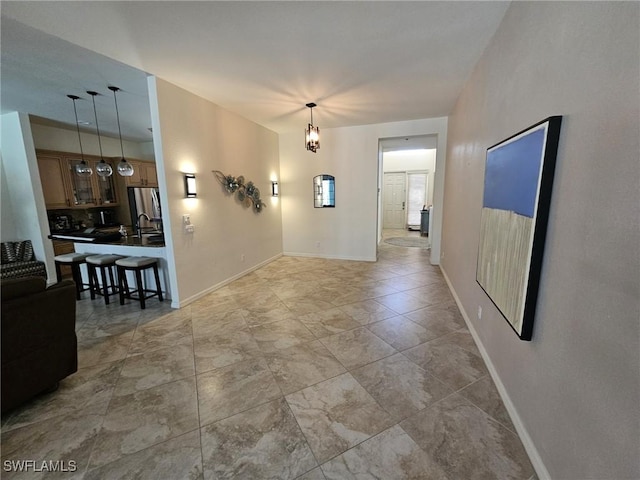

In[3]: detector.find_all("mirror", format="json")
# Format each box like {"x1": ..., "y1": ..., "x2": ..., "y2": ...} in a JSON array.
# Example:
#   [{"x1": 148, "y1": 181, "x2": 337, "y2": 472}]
[{"x1": 313, "y1": 174, "x2": 335, "y2": 208}]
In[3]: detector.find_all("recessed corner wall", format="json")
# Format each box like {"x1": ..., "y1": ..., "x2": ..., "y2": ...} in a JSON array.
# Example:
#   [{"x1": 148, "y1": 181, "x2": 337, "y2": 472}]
[
  {"x1": 441, "y1": 3, "x2": 639, "y2": 479},
  {"x1": 148, "y1": 77, "x2": 283, "y2": 305}
]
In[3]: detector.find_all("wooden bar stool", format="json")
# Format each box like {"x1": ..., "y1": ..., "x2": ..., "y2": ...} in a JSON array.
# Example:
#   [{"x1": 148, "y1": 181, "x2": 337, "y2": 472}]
[
  {"x1": 86, "y1": 254, "x2": 123, "y2": 305},
  {"x1": 115, "y1": 257, "x2": 163, "y2": 309},
  {"x1": 54, "y1": 252, "x2": 92, "y2": 300}
]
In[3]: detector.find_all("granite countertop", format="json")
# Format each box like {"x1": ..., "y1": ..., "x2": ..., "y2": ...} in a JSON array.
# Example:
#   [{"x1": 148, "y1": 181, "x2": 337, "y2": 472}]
[{"x1": 109, "y1": 235, "x2": 165, "y2": 247}]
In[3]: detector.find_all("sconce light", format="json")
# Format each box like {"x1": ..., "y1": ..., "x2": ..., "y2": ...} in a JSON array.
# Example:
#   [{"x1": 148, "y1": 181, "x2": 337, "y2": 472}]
[
  {"x1": 305, "y1": 102, "x2": 320, "y2": 153},
  {"x1": 184, "y1": 174, "x2": 197, "y2": 197},
  {"x1": 271, "y1": 181, "x2": 279, "y2": 197}
]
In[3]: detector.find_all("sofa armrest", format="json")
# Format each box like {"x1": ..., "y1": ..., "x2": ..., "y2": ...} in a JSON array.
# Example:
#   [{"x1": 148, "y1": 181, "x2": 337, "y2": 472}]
[{"x1": 1, "y1": 280, "x2": 77, "y2": 364}]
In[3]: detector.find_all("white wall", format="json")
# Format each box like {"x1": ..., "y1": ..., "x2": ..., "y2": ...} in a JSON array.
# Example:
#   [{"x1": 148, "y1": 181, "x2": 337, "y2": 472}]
[
  {"x1": 441, "y1": 3, "x2": 639, "y2": 479},
  {"x1": 148, "y1": 77, "x2": 282, "y2": 306},
  {"x1": 30, "y1": 122, "x2": 150, "y2": 160},
  {"x1": 1, "y1": 112, "x2": 56, "y2": 280},
  {"x1": 280, "y1": 118, "x2": 447, "y2": 263}
]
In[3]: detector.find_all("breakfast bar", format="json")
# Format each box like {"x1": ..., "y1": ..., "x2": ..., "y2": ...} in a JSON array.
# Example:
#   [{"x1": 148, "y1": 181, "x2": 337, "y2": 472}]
[{"x1": 72, "y1": 238, "x2": 173, "y2": 304}]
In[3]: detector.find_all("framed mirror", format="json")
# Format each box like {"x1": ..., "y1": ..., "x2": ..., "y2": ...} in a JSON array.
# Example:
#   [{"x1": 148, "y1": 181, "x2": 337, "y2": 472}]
[{"x1": 313, "y1": 174, "x2": 335, "y2": 208}]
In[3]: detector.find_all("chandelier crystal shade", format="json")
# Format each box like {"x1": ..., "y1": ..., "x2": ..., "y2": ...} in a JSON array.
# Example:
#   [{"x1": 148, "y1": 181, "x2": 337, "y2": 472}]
[
  {"x1": 68, "y1": 95, "x2": 93, "y2": 177},
  {"x1": 108, "y1": 86, "x2": 135, "y2": 177},
  {"x1": 305, "y1": 103, "x2": 320, "y2": 153},
  {"x1": 87, "y1": 91, "x2": 113, "y2": 178}
]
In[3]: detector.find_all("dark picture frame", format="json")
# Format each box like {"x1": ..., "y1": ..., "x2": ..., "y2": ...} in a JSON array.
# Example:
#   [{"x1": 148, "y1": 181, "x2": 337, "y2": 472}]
[{"x1": 476, "y1": 116, "x2": 562, "y2": 340}]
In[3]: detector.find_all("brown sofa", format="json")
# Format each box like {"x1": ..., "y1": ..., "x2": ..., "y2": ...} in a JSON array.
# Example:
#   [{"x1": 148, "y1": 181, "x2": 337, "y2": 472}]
[{"x1": 1, "y1": 276, "x2": 78, "y2": 413}]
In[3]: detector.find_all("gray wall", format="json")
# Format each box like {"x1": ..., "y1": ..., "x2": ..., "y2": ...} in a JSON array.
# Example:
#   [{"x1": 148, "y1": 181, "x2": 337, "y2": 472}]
[{"x1": 441, "y1": 3, "x2": 639, "y2": 479}]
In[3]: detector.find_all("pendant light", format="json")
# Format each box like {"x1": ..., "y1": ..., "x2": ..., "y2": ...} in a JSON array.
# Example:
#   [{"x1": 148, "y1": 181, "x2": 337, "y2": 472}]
[
  {"x1": 108, "y1": 86, "x2": 134, "y2": 177},
  {"x1": 305, "y1": 102, "x2": 320, "y2": 153},
  {"x1": 87, "y1": 91, "x2": 113, "y2": 178},
  {"x1": 68, "y1": 95, "x2": 93, "y2": 177}
]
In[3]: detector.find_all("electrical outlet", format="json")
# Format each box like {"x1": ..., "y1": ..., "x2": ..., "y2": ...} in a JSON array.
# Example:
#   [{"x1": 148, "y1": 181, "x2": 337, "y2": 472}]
[
  {"x1": 477, "y1": 306, "x2": 482, "y2": 319},
  {"x1": 183, "y1": 214, "x2": 191, "y2": 225},
  {"x1": 185, "y1": 224, "x2": 195, "y2": 233},
  {"x1": 240, "y1": 254, "x2": 245, "y2": 262},
  {"x1": 316, "y1": 241, "x2": 321, "y2": 248}
]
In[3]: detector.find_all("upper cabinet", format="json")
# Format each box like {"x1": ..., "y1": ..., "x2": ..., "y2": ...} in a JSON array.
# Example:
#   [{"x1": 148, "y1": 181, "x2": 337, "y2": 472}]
[
  {"x1": 37, "y1": 150, "x2": 121, "y2": 209},
  {"x1": 125, "y1": 160, "x2": 158, "y2": 187},
  {"x1": 37, "y1": 153, "x2": 72, "y2": 209}
]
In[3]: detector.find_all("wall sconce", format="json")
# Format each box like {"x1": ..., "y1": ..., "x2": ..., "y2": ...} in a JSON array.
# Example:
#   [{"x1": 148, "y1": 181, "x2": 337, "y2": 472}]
[
  {"x1": 271, "y1": 181, "x2": 279, "y2": 197},
  {"x1": 184, "y1": 173, "x2": 197, "y2": 197}
]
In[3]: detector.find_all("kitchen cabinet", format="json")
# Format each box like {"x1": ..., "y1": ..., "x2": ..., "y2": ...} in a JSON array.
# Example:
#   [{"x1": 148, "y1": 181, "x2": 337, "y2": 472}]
[
  {"x1": 38, "y1": 153, "x2": 73, "y2": 209},
  {"x1": 65, "y1": 155, "x2": 120, "y2": 207},
  {"x1": 37, "y1": 150, "x2": 120, "y2": 209},
  {"x1": 125, "y1": 161, "x2": 158, "y2": 187}
]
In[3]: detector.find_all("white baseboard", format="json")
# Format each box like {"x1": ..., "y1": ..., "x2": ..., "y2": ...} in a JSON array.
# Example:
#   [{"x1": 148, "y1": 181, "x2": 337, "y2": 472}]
[
  {"x1": 283, "y1": 251, "x2": 376, "y2": 262},
  {"x1": 440, "y1": 267, "x2": 550, "y2": 480},
  {"x1": 172, "y1": 253, "x2": 283, "y2": 308}
]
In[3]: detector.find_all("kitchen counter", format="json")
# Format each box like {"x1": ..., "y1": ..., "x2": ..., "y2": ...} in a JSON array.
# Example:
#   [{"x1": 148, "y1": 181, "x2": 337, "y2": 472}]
[{"x1": 108, "y1": 235, "x2": 165, "y2": 247}]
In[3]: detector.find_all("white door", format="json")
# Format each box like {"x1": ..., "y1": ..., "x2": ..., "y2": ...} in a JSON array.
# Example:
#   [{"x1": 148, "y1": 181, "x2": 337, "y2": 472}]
[{"x1": 383, "y1": 172, "x2": 406, "y2": 229}]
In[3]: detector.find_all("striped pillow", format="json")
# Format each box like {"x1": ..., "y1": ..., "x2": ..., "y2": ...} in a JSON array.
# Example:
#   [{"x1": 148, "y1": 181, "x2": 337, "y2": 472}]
[
  {"x1": 1, "y1": 242, "x2": 17, "y2": 264},
  {"x1": 15, "y1": 241, "x2": 34, "y2": 261}
]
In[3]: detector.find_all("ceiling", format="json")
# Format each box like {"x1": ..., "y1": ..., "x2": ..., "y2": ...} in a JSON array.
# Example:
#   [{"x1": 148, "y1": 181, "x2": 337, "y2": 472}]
[{"x1": 1, "y1": 2, "x2": 509, "y2": 143}]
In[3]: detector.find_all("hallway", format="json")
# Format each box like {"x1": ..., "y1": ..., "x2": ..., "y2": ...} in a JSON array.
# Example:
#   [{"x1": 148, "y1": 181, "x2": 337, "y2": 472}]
[{"x1": 1, "y1": 236, "x2": 534, "y2": 479}]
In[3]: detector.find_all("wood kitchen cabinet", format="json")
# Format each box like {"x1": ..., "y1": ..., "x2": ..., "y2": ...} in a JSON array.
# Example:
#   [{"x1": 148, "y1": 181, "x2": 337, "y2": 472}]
[
  {"x1": 37, "y1": 150, "x2": 120, "y2": 209},
  {"x1": 124, "y1": 160, "x2": 158, "y2": 187},
  {"x1": 38, "y1": 153, "x2": 73, "y2": 209}
]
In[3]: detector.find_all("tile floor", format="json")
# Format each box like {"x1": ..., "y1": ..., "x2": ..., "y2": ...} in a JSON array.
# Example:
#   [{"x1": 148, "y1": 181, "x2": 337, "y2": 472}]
[{"x1": 1, "y1": 230, "x2": 536, "y2": 479}]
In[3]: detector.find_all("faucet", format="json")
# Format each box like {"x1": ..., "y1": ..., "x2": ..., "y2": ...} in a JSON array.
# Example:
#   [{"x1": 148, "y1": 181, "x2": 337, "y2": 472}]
[{"x1": 136, "y1": 213, "x2": 150, "y2": 238}]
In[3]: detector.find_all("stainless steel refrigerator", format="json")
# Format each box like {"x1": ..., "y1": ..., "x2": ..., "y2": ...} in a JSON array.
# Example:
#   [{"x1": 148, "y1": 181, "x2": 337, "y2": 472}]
[{"x1": 128, "y1": 187, "x2": 162, "y2": 234}]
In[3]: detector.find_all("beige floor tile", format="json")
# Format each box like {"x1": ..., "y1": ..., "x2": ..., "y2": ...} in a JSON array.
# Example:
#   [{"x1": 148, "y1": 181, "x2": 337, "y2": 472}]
[
  {"x1": 265, "y1": 340, "x2": 346, "y2": 395},
  {"x1": 286, "y1": 373, "x2": 393, "y2": 463},
  {"x1": 299, "y1": 307, "x2": 362, "y2": 338},
  {"x1": 403, "y1": 339, "x2": 488, "y2": 390},
  {"x1": 84, "y1": 430, "x2": 202, "y2": 480},
  {"x1": 1, "y1": 407, "x2": 103, "y2": 480},
  {"x1": 338, "y1": 299, "x2": 398, "y2": 325},
  {"x1": 351, "y1": 353, "x2": 452, "y2": 422},
  {"x1": 321, "y1": 425, "x2": 449, "y2": 480},
  {"x1": 197, "y1": 358, "x2": 282, "y2": 426},
  {"x1": 366, "y1": 315, "x2": 434, "y2": 350},
  {"x1": 374, "y1": 291, "x2": 432, "y2": 315},
  {"x1": 89, "y1": 377, "x2": 199, "y2": 469},
  {"x1": 320, "y1": 327, "x2": 396, "y2": 369},
  {"x1": 193, "y1": 328, "x2": 262, "y2": 374},
  {"x1": 400, "y1": 394, "x2": 534, "y2": 480},
  {"x1": 250, "y1": 318, "x2": 316, "y2": 352},
  {"x1": 201, "y1": 398, "x2": 316, "y2": 480},
  {"x1": 114, "y1": 343, "x2": 195, "y2": 396},
  {"x1": 458, "y1": 376, "x2": 516, "y2": 433}
]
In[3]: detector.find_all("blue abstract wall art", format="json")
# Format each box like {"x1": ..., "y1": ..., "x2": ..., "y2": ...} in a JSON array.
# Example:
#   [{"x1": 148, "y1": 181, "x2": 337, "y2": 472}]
[{"x1": 476, "y1": 116, "x2": 562, "y2": 340}]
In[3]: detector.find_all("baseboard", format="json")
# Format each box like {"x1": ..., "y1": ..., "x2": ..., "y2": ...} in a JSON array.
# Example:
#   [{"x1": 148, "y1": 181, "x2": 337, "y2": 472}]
[
  {"x1": 172, "y1": 253, "x2": 283, "y2": 308},
  {"x1": 440, "y1": 266, "x2": 551, "y2": 480},
  {"x1": 283, "y1": 251, "x2": 376, "y2": 262}
]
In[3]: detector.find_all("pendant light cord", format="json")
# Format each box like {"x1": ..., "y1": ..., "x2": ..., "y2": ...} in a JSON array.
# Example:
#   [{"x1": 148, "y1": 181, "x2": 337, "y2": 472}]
[
  {"x1": 68, "y1": 95, "x2": 86, "y2": 161},
  {"x1": 109, "y1": 86, "x2": 126, "y2": 159},
  {"x1": 88, "y1": 92, "x2": 105, "y2": 160}
]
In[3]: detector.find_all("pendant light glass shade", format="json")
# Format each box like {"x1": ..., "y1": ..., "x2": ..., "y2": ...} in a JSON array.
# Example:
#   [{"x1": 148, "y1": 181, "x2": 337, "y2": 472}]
[
  {"x1": 108, "y1": 86, "x2": 135, "y2": 177},
  {"x1": 305, "y1": 102, "x2": 320, "y2": 153},
  {"x1": 87, "y1": 91, "x2": 113, "y2": 178},
  {"x1": 68, "y1": 94, "x2": 93, "y2": 177}
]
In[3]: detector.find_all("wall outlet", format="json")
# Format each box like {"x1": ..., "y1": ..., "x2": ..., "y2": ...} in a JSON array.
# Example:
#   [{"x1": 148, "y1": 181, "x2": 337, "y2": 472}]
[
  {"x1": 183, "y1": 214, "x2": 191, "y2": 225},
  {"x1": 316, "y1": 241, "x2": 321, "y2": 248},
  {"x1": 477, "y1": 306, "x2": 482, "y2": 320},
  {"x1": 240, "y1": 254, "x2": 245, "y2": 262},
  {"x1": 185, "y1": 224, "x2": 195, "y2": 233}
]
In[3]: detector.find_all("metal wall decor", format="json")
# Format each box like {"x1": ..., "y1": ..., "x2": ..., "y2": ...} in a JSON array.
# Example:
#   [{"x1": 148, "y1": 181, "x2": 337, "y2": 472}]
[{"x1": 212, "y1": 170, "x2": 266, "y2": 212}]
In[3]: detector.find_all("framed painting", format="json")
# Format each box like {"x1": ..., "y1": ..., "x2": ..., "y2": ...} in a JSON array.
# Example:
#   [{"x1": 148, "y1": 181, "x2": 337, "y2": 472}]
[{"x1": 476, "y1": 116, "x2": 562, "y2": 340}]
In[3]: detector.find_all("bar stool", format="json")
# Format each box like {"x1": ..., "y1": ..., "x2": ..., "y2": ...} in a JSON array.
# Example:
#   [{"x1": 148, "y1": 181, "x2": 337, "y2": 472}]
[
  {"x1": 86, "y1": 254, "x2": 123, "y2": 305},
  {"x1": 54, "y1": 252, "x2": 92, "y2": 300},
  {"x1": 115, "y1": 256, "x2": 164, "y2": 309}
]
